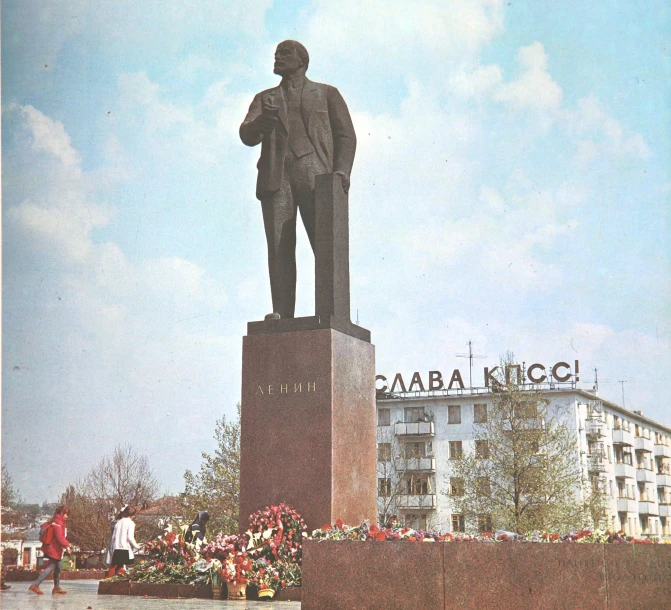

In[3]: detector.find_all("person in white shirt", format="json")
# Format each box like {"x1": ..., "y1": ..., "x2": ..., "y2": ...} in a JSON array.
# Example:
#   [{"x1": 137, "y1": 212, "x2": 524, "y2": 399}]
[{"x1": 104, "y1": 506, "x2": 139, "y2": 578}]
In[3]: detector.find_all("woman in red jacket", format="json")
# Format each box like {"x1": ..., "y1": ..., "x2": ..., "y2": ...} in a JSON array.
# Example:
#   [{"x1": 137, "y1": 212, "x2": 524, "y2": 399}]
[{"x1": 29, "y1": 505, "x2": 71, "y2": 595}]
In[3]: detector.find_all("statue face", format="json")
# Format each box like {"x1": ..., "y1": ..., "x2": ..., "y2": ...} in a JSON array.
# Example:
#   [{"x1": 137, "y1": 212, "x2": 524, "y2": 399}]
[{"x1": 273, "y1": 43, "x2": 304, "y2": 77}]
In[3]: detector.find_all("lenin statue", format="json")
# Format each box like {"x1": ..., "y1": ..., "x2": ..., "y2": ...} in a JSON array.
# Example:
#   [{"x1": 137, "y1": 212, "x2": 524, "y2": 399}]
[{"x1": 240, "y1": 40, "x2": 356, "y2": 320}]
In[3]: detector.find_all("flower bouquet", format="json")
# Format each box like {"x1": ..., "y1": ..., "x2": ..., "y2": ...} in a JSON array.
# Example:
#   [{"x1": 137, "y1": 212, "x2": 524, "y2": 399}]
[{"x1": 222, "y1": 551, "x2": 252, "y2": 599}]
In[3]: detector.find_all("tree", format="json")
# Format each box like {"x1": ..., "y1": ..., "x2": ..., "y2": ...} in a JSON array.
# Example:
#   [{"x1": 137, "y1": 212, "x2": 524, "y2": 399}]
[
  {"x1": 62, "y1": 444, "x2": 160, "y2": 552},
  {"x1": 181, "y1": 405, "x2": 240, "y2": 535},
  {"x1": 446, "y1": 353, "x2": 603, "y2": 534},
  {"x1": 1, "y1": 464, "x2": 27, "y2": 534},
  {"x1": 1, "y1": 464, "x2": 21, "y2": 509}
]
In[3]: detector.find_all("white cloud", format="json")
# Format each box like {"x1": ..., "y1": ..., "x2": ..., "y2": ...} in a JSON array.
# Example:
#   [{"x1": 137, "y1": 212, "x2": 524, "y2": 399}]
[
  {"x1": 449, "y1": 63, "x2": 503, "y2": 100},
  {"x1": 493, "y1": 42, "x2": 563, "y2": 112},
  {"x1": 566, "y1": 94, "x2": 651, "y2": 163},
  {"x1": 303, "y1": 0, "x2": 505, "y2": 82}
]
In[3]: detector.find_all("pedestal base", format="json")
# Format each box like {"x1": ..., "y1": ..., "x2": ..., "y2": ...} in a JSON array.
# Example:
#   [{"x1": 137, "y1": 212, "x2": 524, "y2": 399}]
[{"x1": 239, "y1": 327, "x2": 376, "y2": 532}]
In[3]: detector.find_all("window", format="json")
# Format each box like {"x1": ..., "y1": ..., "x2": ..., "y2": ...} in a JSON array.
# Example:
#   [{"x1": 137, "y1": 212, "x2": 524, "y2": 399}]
[
  {"x1": 404, "y1": 514, "x2": 427, "y2": 530},
  {"x1": 451, "y1": 514, "x2": 465, "y2": 533},
  {"x1": 404, "y1": 441, "x2": 429, "y2": 459},
  {"x1": 473, "y1": 404, "x2": 488, "y2": 423},
  {"x1": 378, "y1": 478, "x2": 392, "y2": 496},
  {"x1": 450, "y1": 477, "x2": 464, "y2": 496},
  {"x1": 377, "y1": 408, "x2": 390, "y2": 426},
  {"x1": 617, "y1": 479, "x2": 627, "y2": 498},
  {"x1": 404, "y1": 407, "x2": 426, "y2": 423},
  {"x1": 616, "y1": 447, "x2": 633, "y2": 465},
  {"x1": 377, "y1": 443, "x2": 391, "y2": 462},
  {"x1": 477, "y1": 514, "x2": 493, "y2": 533},
  {"x1": 449, "y1": 441, "x2": 463, "y2": 460},
  {"x1": 404, "y1": 475, "x2": 431, "y2": 495},
  {"x1": 448, "y1": 405, "x2": 462, "y2": 424},
  {"x1": 476, "y1": 477, "x2": 491, "y2": 497},
  {"x1": 514, "y1": 403, "x2": 538, "y2": 420},
  {"x1": 588, "y1": 441, "x2": 604, "y2": 458},
  {"x1": 475, "y1": 440, "x2": 490, "y2": 459}
]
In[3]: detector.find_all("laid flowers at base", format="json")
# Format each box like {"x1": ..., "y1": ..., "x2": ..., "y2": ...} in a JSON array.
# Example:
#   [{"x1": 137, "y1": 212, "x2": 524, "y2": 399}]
[
  {"x1": 221, "y1": 551, "x2": 252, "y2": 585},
  {"x1": 245, "y1": 503, "x2": 307, "y2": 565},
  {"x1": 313, "y1": 521, "x2": 664, "y2": 545},
  {"x1": 201, "y1": 533, "x2": 246, "y2": 562}
]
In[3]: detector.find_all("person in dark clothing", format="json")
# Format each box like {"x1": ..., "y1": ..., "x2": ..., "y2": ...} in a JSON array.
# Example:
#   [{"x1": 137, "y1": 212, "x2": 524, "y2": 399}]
[{"x1": 185, "y1": 511, "x2": 209, "y2": 543}]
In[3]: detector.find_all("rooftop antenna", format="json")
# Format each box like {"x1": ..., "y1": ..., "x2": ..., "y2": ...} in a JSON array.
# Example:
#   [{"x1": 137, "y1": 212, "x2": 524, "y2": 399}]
[
  {"x1": 356, "y1": 309, "x2": 359, "y2": 325},
  {"x1": 456, "y1": 340, "x2": 487, "y2": 389},
  {"x1": 593, "y1": 368, "x2": 599, "y2": 392},
  {"x1": 618, "y1": 380, "x2": 627, "y2": 408}
]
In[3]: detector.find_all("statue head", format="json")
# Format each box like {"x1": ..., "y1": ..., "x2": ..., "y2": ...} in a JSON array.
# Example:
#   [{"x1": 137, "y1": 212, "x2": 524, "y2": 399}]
[{"x1": 273, "y1": 40, "x2": 309, "y2": 77}]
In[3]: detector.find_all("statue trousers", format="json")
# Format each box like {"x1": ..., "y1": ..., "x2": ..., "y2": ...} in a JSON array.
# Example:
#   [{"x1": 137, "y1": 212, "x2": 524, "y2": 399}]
[{"x1": 260, "y1": 150, "x2": 327, "y2": 319}]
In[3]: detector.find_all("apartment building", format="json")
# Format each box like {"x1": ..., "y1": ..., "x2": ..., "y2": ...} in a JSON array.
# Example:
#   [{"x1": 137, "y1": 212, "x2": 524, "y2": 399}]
[{"x1": 376, "y1": 386, "x2": 671, "y2": 538}]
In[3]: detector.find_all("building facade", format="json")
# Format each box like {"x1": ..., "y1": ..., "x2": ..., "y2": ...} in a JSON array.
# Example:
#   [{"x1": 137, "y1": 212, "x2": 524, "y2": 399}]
[{"x1": 376, "y1": 385, "x2": 671, "y2": 538}]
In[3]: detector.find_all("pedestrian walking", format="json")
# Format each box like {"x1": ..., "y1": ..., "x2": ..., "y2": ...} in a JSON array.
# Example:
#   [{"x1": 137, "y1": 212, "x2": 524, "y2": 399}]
[
  {"x1": 28, "y1": 505, "x2": 71, "y2": 595},
  {"x1": 104, "y1": 506, "x2": 139, "y2": 578}
]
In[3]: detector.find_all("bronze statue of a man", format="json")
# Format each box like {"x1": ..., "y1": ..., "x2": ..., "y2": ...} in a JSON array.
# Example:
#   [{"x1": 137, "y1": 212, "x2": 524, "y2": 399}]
[{"x1": 240, "y1": 40, "x2": 356, "y2": 320}]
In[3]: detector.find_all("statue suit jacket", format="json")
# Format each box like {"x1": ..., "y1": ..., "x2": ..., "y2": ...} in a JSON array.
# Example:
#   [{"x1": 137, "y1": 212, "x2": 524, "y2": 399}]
[{"x1": 240, "y1": 77, "x2": 356, "y2": 200}]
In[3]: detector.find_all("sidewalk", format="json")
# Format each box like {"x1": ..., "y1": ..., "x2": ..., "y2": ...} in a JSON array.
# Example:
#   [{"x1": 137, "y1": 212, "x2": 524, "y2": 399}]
[{"x1": 0, "y1": 580, "x2": 301, "y2": 609}]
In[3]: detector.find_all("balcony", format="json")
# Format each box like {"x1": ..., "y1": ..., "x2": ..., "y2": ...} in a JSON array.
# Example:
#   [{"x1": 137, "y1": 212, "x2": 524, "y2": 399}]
[
  {"x1": 395, "y1": 457, "x2": 436, "y2": 472},
  {"x1": 656, "y1": 473, "x2": 671, "y2": 487},
  {"x1": 614, "y1": 462, "x2": 636, "y2": 479},
  {"x1": 616, "y1": 497, "x2": 637, "y2": 512},
  {"x1": 396, "y1": 494, "x2": 437, "y2": 509},
  {"x1": 659, "y1": 504, "x2": 670, "y2": 517},
  {"x1": 655, "y1": 444, "x2": 671, "y2": 458},
  {"x1": 638, "y1": 501, "x2": 658, "y2": 516},
  {"x1": 612, "y1": 428, "x2": 634, "y2": 446},
  {"x1": 587, "y1": 456, "x2": 606, "y2": 473},
  {"x1": 636, "y1": 469, "x2": 657, "y2": 484},
  {"x1": 395, "y1": 422, "x2": 435, "y2": 437},
  {"x1": 585, "y1": 421, "x2": 605, "y2": 439},
  {"x1": 634, "y1": 436, "x2": 654, "y2": 453}
]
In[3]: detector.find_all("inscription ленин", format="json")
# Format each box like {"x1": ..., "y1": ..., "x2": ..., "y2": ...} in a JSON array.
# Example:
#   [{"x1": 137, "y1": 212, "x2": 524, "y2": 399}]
[{"x1": 256, "y1": 381, "x2": 316, "y2": 396}]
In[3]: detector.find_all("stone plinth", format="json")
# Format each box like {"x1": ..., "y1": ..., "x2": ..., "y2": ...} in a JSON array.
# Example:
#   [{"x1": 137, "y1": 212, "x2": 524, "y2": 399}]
[
  {"x1": 239, "y1": 327, "x2": 376, "y2": 532},
  {"x1": 301, "y1": 541, "x2": 671, "y2": 610}
]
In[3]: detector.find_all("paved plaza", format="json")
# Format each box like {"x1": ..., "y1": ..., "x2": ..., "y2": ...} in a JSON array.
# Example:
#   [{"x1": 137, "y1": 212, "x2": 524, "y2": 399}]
[{"x1": 0, "y1": 581, "x2": 301, "y2": 609}]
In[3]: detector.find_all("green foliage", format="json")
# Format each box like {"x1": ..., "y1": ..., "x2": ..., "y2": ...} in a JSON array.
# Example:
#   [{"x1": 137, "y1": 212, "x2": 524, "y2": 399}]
[
  {"x1": 1, "y1": 465, "x2": 21, "y2": 508},
  {"x1": 181, "y1": 405, "x2": 240, "y2": 535},
  {"x1": 447, "y1": 353, "x2": 604, "y2": 534}
]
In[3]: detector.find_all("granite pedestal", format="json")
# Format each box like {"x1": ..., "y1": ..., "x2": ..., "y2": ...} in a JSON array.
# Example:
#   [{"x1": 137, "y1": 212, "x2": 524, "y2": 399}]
[{"x1": 239, "y1": 322, "x2": 376, "y2": 532}]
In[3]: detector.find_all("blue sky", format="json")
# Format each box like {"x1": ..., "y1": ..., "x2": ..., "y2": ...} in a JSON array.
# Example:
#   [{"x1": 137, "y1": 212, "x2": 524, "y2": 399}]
[{"x1": 3, "y1": 0, "x2": 670, "y2": 504}]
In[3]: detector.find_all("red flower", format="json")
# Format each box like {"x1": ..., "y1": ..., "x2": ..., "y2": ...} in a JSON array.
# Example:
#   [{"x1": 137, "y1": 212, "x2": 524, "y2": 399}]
[
  {"x1": 335, "y1": 519, "x2": 344, "y2": 529},
  {"x1": 321, "y1": 523, "x2": 331, "y2": 531},
  {"x1": 375, "y1": 531, "x2": 387, "y2": 541},
  {"x1": 550, "y1": 533, "x2": 559, "y2": 542}
]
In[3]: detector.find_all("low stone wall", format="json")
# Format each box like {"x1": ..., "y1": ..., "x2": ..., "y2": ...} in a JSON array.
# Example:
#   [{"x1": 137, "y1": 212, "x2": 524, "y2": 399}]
[
  {"x1": 98, "y1": 581, "x2": 213, "y2": 598},
  {"x1": 5, "y1": 570, "x2": 105, "y2": 582},
  {"x1": 302, "y1": 541, "x2": 671, "y2": 610},
  {"x1": 97, "y1": 580, "x2": 302, "y2": 601}
]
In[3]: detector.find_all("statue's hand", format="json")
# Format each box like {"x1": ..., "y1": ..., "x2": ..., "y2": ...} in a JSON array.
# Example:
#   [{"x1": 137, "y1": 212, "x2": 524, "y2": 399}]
[
  {"x1": 259, "y1": 101, "x2": 280, "y2": 134},
  {"x1": 335, "y1": 171, "x2": 350, "y2": 194}
]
